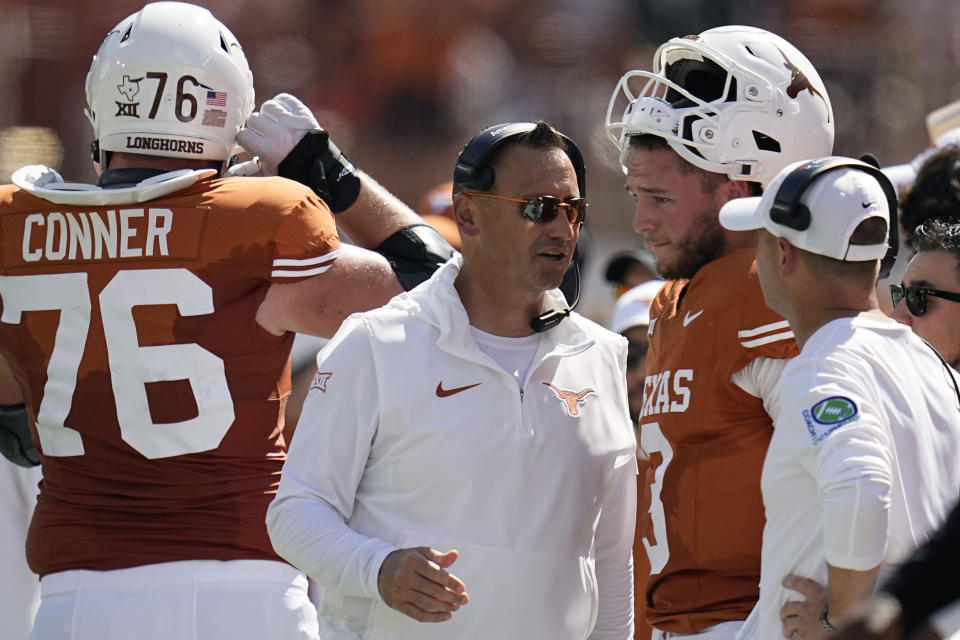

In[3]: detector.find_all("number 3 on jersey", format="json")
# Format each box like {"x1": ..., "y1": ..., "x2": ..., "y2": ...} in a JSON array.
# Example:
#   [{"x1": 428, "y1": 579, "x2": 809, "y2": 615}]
[
  {"x1": 641, "y1": 421, "x2": 673, "y2": 574},
  {"x1": 0, "y1": 269, "x2": 235, "y2": 459}
]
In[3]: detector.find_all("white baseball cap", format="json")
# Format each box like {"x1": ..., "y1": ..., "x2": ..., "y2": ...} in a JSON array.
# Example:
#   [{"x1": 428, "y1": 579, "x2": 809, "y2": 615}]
[
  {"x1": 718, "y1": 157, "x2": 891, "y2": 262},
  {"x1": 609, "y1": 279, "x2": 663, "y2": 334}
]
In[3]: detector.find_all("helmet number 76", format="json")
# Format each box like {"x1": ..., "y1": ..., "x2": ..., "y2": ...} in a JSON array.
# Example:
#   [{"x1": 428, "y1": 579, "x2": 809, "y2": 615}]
[{"x1": 145, "y1": 72, "x2": 200, "y2": 123}]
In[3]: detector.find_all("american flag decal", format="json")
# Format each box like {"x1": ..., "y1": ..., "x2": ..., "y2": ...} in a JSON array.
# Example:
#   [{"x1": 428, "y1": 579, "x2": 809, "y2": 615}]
[{"x1": 205, "y1": 90, "x2": 227, "y2": 107}]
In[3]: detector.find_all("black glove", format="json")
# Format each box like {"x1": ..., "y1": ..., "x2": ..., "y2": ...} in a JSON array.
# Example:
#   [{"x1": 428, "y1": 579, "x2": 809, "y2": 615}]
[
  {"x1": 278, "y1": 130, "x2": 361, "y2": 213},
  {"x1": 0, "y1": 404, "x2": 40, "y2": 468}
]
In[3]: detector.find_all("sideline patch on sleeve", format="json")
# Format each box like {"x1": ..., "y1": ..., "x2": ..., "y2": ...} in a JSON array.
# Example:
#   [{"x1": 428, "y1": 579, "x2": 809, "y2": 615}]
[{"x1": 802, "y1": 396, "x2": 859, "y2": 444}]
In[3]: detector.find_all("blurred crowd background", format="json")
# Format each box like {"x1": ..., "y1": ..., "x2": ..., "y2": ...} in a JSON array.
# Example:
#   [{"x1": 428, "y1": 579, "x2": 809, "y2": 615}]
[{"x1": 2, "y1": 0, "x2": 958, "y2": 321}]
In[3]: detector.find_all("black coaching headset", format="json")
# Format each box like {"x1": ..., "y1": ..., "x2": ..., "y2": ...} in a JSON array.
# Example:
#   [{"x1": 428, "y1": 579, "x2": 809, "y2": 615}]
[
  {"x1": 772, "y1": 156, "x2": 960, "y2": 409},
  {"x1": 767, "y1": 154, "x2": 899, "y2": 280},
  {"x1": 453, "y1": 122, "x2": 587, "y2": 333},
  {"x1": 453, "y1": 122, "x2": 587, "y2": 196}
]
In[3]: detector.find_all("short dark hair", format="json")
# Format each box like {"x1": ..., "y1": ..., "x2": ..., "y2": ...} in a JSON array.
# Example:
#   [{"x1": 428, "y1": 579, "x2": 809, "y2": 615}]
[
  {"x1": 485, "y1": 121, "x2": 569, "y2": 185},
  {"x1": 913, "y1": 218, "x2": 960, "y2": 280},
  {"x1": 511, "y1": 121, "x2": 567, "y2": 151},
  {"x1": 849, "y1": 216, "x2": 889, "y2": 246},
  {"x1": 627, "y1": 134, "x2": 761, "y2": 195},
  {"x1": 800, "y1": 217, "x2": 887, "y2": 282},
  {"x1": 901, "y1": 145, "x2": 960, "y2": 247}
]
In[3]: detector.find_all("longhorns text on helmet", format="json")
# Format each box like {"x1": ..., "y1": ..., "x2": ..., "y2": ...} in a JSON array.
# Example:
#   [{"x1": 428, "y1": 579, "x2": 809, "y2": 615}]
[
  {"x1": 605, "y1": 25, "x2": 835, "y2": 188},
  {"x1": 85, "y1": 2, "x2": 256, "y2": 172}
]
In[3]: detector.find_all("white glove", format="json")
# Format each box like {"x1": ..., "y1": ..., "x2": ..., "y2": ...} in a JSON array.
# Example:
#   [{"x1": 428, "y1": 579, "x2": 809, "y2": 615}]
[
  {"x1": 236, "y1": 93, "x2": 320, "y2": 176},
  {"x1": 15, "y1": 164, "x2": 64, "y2": 188},
  {"x1": 225, "y1": 158, "x2": 263, "y2": 177}
]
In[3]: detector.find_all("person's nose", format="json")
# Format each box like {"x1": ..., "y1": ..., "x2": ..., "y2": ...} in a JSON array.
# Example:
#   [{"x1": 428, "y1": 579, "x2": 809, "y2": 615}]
[
  {"x1": 633, "y1": 199, "x2": 657, "y2": 236},
  {"x1": 890, "y1": 300, "x2": 913, "y2": 326},
  {"x1": 545, "y1": 209, "x2": 578, "y2": 241}
]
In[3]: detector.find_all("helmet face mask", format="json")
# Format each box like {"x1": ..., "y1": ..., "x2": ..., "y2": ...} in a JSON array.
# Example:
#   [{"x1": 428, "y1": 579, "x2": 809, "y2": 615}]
[
  {"x1": 85, "y1": 1, "x2": 255, "y2": 170},
  {"x1": 605, "y1": 26, "x2": 834, "y2": 187}
]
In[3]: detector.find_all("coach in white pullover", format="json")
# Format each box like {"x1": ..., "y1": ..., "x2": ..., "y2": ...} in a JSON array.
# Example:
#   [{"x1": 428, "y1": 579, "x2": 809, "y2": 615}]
[
  {"x1": 719, "y1": 157, "x2": 960, "y2": 640},
  {"x1": 267, "y1": 122, "x2": 637, "y2": 640}
]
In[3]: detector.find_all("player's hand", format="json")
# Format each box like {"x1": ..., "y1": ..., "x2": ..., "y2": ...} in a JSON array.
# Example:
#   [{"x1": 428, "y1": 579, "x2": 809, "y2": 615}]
[
  {"x1": 235, "y1": 93, "x2": 361, "y2": 212},
  {"x1": 780, "y1": 575, "x2": 829, "y2": 640},
  {"x1": 377, "y1": 547, "x2": 469, "y2": 622},
  {"x1": 225, "y1": 157, "x2": 262, "y2": 177},
  {"x1": 236, "y1": 93, "x2": 319, "y2": 176}
]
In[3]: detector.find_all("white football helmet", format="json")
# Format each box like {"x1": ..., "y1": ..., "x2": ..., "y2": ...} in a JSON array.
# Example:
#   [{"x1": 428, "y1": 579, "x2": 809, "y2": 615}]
[
  {"x1": 605, "y1": 25, "x2": 834, "y2": 187},
  {"x1": 85, "y1": 2, "x2": 255, "y2": 168}
]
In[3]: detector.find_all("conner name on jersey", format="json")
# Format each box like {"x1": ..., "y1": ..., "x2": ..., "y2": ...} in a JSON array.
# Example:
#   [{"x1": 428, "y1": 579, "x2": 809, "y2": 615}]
[
  {"x1": 21, "y1": 208, "x2": 173, "y2": 262},
  {"x1": 640, "y1": 369, "x2": 693, "y2": 418}
]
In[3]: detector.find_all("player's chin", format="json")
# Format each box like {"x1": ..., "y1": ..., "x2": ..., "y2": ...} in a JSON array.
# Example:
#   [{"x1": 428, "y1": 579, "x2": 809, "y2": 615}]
[
  {"x1": 650, "y1": 253, "x2": 680, "y2": 280},
  {"x1": 645, "y1": 244, "x2": 671, "y2": 269}
]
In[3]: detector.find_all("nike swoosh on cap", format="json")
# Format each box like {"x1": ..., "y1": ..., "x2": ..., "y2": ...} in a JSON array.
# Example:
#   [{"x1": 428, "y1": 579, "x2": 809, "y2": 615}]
[{"x1": 436, "y1": 381, "x2": 481, "y2": 397}]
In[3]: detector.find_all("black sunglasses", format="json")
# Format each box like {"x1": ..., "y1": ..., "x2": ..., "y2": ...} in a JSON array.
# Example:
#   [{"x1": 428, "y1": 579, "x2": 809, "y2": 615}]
[
  {"x1": 462, "y1": 192, "x2": 588, "y2": 225},
  {"x1": 890, "y1": 283, "x2": 960, "y2": 316}
]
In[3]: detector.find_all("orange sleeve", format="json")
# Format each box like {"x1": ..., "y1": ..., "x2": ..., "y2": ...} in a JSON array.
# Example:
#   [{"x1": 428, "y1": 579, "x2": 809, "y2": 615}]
[{"x1": 269, "y1": 190, "x2": 340, "y2": 283}]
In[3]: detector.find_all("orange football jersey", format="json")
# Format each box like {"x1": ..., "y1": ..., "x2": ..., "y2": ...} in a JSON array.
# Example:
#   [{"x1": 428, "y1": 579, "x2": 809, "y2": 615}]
[
  {"x1": 635, "y1": 248, "x2": 798, "y2": 634},
  {"x1": 0, "y1": 175, "x2": 338, "y2": 577}
]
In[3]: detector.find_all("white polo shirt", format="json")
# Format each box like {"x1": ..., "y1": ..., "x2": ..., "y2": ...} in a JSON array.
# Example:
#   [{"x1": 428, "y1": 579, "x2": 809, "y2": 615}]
[{"x1": 750, "y1": 312, "x2": 960, "y2": 640}]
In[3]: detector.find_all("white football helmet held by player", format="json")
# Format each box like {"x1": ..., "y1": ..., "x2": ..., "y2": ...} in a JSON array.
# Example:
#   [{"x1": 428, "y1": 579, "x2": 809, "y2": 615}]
[
  {"x1": 605, "y1": 25, "x2": 834, "y2": 187},
  {"x1": 85, "y1": 1, "x2": 255, "y2": 171}
]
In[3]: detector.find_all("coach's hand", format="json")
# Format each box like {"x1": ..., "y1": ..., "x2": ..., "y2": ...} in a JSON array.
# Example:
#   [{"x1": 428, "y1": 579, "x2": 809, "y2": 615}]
[
  {"x1": 377, "y1": 547, "x2": 468, "y2": 622},
  {"x1": 236, "y1": 93, "x2": 361, "y2": 212},
  {"x1": 781, "y1": 575, "x2": 829, "y2": 640}
]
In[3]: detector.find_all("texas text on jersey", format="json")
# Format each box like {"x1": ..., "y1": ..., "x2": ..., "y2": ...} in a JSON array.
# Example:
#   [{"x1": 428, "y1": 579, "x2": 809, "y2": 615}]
[
  {"x1": 0, "y1": 175, "x2": 337, "y2": 576},
  {"x1": 636, "y1": 248, "x2": 798, "y2": 633}
]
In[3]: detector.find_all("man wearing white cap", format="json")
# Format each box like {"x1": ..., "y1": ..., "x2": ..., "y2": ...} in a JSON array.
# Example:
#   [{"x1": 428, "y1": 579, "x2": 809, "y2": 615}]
[
  {"x1": 610, "y1": 279, "x2": 663, "y2": 344},
  {"x1": 718, "y1": 157, "x2": 960, "y2": 640},
  {"x1": 609, "y1": 279, "x2": 665, "y2": 424}
]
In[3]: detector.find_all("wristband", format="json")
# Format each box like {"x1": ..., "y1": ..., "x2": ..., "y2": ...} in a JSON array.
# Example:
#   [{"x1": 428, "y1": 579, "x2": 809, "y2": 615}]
[
  {"x1": 820, "y1": 604, "x2": 837, "y2": 631},
  {"x1": 277, "y1": 130, "x2": 361, "y2": 213}
]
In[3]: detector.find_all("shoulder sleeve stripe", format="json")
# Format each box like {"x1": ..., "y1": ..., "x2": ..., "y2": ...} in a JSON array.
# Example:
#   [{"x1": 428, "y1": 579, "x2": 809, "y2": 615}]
[
  {"x1": 738, "y1": 320, "x2": 791, "y2": 338},
  {"x1": 740, "y1": 330, "x2": 794, "y2": 348},
  {"x1": 271, "y1": 261, "x2": 336, "y2": 278},
  {"x1": 272, "y1": 250, "x2": 340, "y2": 268},
  {"x1": 271, "y1": 250, "x2": 339, "y2": 278}
]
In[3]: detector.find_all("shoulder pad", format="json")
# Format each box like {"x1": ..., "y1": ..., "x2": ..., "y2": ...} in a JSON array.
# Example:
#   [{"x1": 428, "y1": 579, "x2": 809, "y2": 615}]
[{"x1": 12, "y1": 164, "x2": 216, "y2": 206}]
